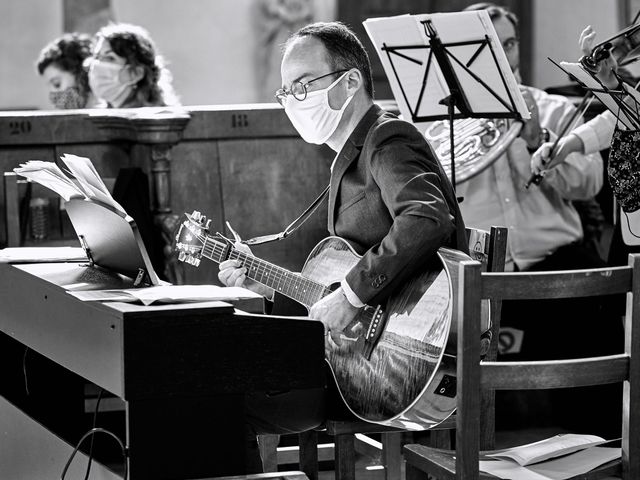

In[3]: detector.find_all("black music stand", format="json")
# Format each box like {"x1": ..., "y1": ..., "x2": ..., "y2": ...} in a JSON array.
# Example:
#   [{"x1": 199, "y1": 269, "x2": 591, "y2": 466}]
[
  {"x1": 364, "y1": 12, "x2": 529, "y2": 190},
  {"x1": 65, "y1": 199, "x2": 160, "y2": 286}
]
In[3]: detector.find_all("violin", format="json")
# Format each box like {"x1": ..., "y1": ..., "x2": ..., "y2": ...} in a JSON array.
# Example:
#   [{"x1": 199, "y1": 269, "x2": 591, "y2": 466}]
[{"x1": 580, "y1": 21, "x2": 640, "y2": 72}]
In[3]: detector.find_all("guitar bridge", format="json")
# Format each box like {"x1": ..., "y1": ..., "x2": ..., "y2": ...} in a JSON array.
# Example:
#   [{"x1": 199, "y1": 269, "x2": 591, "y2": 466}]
[{"x1": 362, "y1": 305, "x2": 385, "y2": 360}]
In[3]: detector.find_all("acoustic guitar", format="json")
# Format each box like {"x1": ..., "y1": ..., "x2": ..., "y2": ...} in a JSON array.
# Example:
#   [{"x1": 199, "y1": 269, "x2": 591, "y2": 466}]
[{"x1": 175, "y1": 211, "x2": 473, "y2": 429}]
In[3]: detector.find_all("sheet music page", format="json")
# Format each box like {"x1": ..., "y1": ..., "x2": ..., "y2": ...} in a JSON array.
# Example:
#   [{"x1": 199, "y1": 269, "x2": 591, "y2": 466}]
[
  {"x1": 68, "y1": 285, "x2": 262, "y2": 306},
  {"x1": 363, "y1": 15, "x2": 451, "y2": 122},
  {"x1": 60, "y1": 154, "x2": 125, "y2": 213},
  {"x1": 559, "y1": 61, "x2": 635, "y2": 129},
  {"x1": 485, "y1": 434, "x2": 607, "y2": 466},
  {"x1": 418, "y1": 11, "x2": 529, "y2": 119},
  {"x1": 480, "y1": 447, "x2": 620, "y2": 480},
  {"x1": 14, "y1": 161, "x2": 86, "y2": 201}
]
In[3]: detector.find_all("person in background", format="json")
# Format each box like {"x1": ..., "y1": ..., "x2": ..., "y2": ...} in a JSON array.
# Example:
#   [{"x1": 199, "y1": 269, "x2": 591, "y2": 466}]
[
  {"x1": 460, "y1": 3, "x2": 620, "y2": 438},
  {"x1": 531, "y1": 25, "x2": 640, "y2": 267},
  {"x1": 36, "y1": 33, "x2": 103, "y2": 109},
  {"x1": 88, "y1": 23, "x2": 180, "y2": 108}
]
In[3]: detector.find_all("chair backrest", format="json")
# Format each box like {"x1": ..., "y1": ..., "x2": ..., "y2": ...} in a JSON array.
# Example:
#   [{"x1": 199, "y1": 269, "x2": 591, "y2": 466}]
[
  {"x1": 464, "y1": 226, "x2": 508, "y2": 450},
  {"x1": 455, "y1": 254, "x2": 640, "y2": 479},
  {"x1": 3, "y1": 172, "x2": 116, "y2": 247}
]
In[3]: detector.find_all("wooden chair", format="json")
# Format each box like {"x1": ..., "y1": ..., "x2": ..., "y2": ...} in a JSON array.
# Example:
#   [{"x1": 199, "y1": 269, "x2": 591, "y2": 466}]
[
  {"x1": 403, "y1": 254, "x2": 640, "y2": 480},
  {"x1": 262, "y1": 226, "x2": 508, "y2": 480}
]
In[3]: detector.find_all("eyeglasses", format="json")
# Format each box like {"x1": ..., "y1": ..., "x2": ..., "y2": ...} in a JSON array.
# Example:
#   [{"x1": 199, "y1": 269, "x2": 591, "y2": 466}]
[
  {"x1": 275, "y1": 69, "x2": 349, "y2": 106},
  {"x1": 502, "y1": 37, "x2": 519, "y2": 53}
]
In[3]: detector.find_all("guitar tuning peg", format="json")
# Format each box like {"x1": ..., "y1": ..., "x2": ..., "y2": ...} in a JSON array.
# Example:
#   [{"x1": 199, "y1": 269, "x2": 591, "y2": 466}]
[
  {"x1": 178, "y1": 251, "x2": 186, "y2": 262},
  {"x1": 192, "y1": 211, "x2": 201, "y2": 221},
  {"x1": 194, "y1": 258, "x2": 201, "y2": 267},
  {"x1": 200, "y1": 215, "x2": 207, "y2": 225},
  {"x1": 205, "y1": 219, "x2": 211, "y2": 230}
]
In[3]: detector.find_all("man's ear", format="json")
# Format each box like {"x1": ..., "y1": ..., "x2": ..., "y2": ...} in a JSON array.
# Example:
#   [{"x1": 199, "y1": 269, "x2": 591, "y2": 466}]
[
  {"x1": 346, "y1": 69, "x2": 363, "y2": 94},
  {"x1": 125, "y1": 65, "x2": 145, "y2": 85}
]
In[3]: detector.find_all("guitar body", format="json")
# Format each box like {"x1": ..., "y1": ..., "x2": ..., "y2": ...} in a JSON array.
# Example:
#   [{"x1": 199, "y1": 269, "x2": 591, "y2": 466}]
[
  {"x1": 176, "y1": 214, "x2": 473, "y2": 429},
  {"x1": 300, "y1": 237, "x2": 466, "y2": 429}
]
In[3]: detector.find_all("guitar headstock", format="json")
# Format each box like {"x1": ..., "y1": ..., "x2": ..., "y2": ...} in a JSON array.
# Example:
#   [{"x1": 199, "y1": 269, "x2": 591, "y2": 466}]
[{"x1": 175, "y1": 211, "x2": 212, "y2": 267}]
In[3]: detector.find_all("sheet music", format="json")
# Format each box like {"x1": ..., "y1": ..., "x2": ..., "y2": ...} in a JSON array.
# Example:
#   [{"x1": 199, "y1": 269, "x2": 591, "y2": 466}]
[
  {"x1": 14, "y1": 161, "x2": 86, "y2": 201},
  {"x1": 364, "y1": 11, "x2": 529, "y2": 129},
  {"x1": 417, "y1": 11, "x2": 529, "y2": 118},
  {"x1": 558, "y1": 61, "x2": 636, "y2": 130},
  {"x1": 14, "y1": 155, "x2": 125, "y2": 213},
  {"x1": 363, "y1": 15, "x2": 451, "y2": 121}
]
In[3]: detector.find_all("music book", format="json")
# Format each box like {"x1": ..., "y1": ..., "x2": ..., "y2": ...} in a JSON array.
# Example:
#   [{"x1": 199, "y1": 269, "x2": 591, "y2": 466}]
[
  {"x1": 479, "y1": 434, "x2": 621, "y2": 480},
  {"x1": 14, "y1": 154, "x2": 160, "y2": 286},
  {"x1": 0, "y1": 247, "x2": 87, "y2": 263}
]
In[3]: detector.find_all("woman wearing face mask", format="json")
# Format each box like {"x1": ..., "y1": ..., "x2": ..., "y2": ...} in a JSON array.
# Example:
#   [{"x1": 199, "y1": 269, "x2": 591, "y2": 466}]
[
  {"x1": 36, "y1": 33, "x2": 103, "y2": 109},
  {"x1": 88, "y1": 23, "x2": 180, "y2": 108}
]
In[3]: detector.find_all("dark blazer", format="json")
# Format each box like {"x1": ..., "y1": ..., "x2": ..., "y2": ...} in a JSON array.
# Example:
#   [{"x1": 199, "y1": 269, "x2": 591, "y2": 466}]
[{"x1": 329, "y1": 104, "x2": 467, "y2": 305}]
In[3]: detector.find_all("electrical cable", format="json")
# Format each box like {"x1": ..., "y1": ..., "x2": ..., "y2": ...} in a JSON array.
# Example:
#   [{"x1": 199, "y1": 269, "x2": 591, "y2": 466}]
[
  {"x1": 59, "y1": 427, "x2": 127, "y2": 480},
  {"x1": 82, "y1": 388, "x2": 104, "y2": 480}
]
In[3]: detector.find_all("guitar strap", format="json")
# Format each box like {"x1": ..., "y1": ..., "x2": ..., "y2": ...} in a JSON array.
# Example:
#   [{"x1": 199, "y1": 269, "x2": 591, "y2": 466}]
[{"x1": 241, "y1": 185, "x2": 330, "y2": 246}]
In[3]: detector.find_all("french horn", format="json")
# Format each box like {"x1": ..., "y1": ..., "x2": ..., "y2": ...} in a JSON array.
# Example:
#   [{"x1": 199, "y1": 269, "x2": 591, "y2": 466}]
[{"x1": 424, "y1": 118, "x2": 522, "y2": 183}]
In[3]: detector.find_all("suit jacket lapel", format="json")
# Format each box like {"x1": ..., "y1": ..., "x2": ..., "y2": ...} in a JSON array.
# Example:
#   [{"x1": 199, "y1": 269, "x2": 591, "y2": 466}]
[{"x1": 327, "y1": 104, "x2": 384, "y2": 234}]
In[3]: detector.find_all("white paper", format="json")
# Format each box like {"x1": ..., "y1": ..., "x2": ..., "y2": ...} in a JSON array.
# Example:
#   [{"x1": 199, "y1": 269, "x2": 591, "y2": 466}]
[
  {"x1": 486, "y1": 434, "x2": 606, "y2": 466},
  {"x1": 480, "y1": 447, "x2": 620, "y2": 480},
  {"x1": 364, "y1": 11, "x2": 529, "y2": 132},
  {"x1": 67, "y1": 285, "x2": 262, "y2": 306},
  {"x1": 14, "y1": 155, "x2": 125, "y2": 213},
  {"x1": 0, "y1": 247, "x2": 86, "y2": 263}
]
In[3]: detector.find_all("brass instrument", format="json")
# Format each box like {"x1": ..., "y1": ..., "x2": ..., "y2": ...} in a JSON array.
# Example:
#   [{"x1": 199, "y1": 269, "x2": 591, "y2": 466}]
[{"x1": 424, "y1": 118, "x2": 522, "y2": 183}]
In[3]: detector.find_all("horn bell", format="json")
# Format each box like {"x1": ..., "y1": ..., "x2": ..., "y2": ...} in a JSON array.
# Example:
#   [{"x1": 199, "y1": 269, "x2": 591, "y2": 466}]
[{"x1": 424, "y1": 118, "x2": 523, "y2": 184}]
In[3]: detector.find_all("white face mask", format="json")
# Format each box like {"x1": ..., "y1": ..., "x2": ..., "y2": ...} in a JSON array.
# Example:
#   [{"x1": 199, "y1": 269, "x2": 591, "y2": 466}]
[
  {"x1": 284, "y1": 72, "x2": 354, "y2": 145},
  {"x1": 88, "y1": 60, "x2": 134, "y2": 108}
]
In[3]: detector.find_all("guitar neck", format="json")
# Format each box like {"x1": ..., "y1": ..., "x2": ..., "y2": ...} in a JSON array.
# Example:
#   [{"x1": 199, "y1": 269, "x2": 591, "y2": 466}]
[{"x1": 202, "y1": 235, "x2": 330, "y2": 308}]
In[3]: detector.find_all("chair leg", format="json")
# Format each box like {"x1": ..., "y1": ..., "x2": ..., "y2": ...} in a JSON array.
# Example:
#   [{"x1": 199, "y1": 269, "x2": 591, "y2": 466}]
[
  {"x1": 405, "y1": 461, "x2": 429, "y2": 480},
  {"x1": 381, "y1": 432, "x2": 402, "y2": 480},
  {"x1": 298, "y1": 430, "x2": 319, "y2": 480},
  {"x1": 334, "y1": 433, "x2": 356, "y2": 480},
  {"x1": 258, "y1": 434, "x2": 280, "y2": 473}
]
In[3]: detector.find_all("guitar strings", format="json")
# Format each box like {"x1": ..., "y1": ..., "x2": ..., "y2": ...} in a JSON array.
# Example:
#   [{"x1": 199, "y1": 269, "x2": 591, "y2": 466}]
[{"x1": 195, "y1": 232, "x2": 331, "y2": 305}]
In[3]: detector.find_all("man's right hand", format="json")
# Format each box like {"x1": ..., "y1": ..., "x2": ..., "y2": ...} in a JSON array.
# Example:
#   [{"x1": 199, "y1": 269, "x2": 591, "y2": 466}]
[
  {"x1": 217, "y1": 243, "x2": 275, "y2": 299},
  {"x1": 530, "y1": 134, "x2": 584, "y2": 175},
  {"x1": 580, "y1": 25, "x2": 619, "y2": 88}
]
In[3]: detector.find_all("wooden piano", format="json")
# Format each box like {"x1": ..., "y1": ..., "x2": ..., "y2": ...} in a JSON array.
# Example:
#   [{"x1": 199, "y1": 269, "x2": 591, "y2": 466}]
[{"x1": 0, "y1": 260, "x2": 325, "y2": 479}]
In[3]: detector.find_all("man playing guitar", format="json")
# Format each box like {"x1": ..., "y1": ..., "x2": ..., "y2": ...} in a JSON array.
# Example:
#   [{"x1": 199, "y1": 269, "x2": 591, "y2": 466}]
[{"x1": 217, "y1": 21, "x2": 467, "y2": 472}]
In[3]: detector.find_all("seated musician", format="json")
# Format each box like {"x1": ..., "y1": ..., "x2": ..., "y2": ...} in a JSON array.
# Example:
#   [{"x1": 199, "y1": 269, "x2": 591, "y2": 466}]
[
  {"x1": 532, "y1": 25, "x2": 640, "y2": 267},
  {"x1": 460, "y1": 4, "x2": 621, "y2": 438},
  {"x1": 217, "y1": 21, "x2": 467, "y2": 472}
]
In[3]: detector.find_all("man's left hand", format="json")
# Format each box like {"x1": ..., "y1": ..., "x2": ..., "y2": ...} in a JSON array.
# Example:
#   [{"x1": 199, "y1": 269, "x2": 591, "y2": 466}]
[
  {"x1": 519, "y1": 86, "x2": 543, "y2": 151},
  {"x1": 309, "y1": 287, "x2": 360, "y2": 348}
]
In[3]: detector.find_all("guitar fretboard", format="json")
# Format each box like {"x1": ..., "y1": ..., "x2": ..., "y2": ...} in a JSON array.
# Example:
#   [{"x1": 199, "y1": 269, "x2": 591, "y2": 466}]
[{"x1": 201, "y1": 235, "x2": 331, "y2": 308}]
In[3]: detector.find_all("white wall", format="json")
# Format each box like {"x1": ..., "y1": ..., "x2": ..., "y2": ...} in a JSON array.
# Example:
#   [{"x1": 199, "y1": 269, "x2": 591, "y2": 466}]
[
  {"x1": 532, "y1": 0, "x2": 620, "y2": 89},
  {"x1": 112, "y1": 0, "x2": 259, "y2": 106},
  {"x1": 0, "y1": 1, "x2": 63, "y2": 110}
]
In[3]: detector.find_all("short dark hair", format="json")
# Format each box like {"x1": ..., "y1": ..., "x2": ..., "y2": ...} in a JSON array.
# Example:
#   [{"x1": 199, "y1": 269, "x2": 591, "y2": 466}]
[
  {"x1": 464, "y1": 3, "x2": 519, "y2": 33},
  {"x1": 286, "y1": 21, "x2": 374, "y2": 99},
  {"x1": 36, "y1": 33, "x2": 93, "y2": 100}
]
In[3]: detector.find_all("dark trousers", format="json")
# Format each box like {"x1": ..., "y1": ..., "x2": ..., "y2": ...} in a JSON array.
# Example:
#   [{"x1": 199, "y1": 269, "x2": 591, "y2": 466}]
[{"x1": 497, "y1": 242, "x2": 624, "y2": 438}]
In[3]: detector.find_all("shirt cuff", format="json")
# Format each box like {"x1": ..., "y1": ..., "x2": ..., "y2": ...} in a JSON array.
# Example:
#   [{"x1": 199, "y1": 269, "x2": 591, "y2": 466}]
[
  {"x1": 572, "y1": 123, "x2": 600, "y2": 155},
  {"x1": 340, "y1": 279, "x2": 365, "y2": 308}
]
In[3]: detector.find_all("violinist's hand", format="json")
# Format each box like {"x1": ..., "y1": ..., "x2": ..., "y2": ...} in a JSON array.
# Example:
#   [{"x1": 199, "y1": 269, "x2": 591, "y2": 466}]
[
  {"x1": 519, "y1": 87, "x2": 543, "y2": 151},
  {"x1": 530, "y1": 134, "x2": 584, "y2": 175},
  {"x1": 218, "y1": 242, "x2": 275, "y2": 299},
  {"x1": 579, "y1": 25, "x2": 597, "y2": 57},
  {"x1": 309, "y1": 287, "x2": 360, "y2": 349},
  {"x1": 580, "y1": 25, "x2": 619, "y2": 88}
]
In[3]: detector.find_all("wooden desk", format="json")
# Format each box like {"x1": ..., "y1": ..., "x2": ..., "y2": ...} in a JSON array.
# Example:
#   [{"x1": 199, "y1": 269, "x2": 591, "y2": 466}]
[{"x1": 0, "y1": 261, "x2": 325, "y2": 479}]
